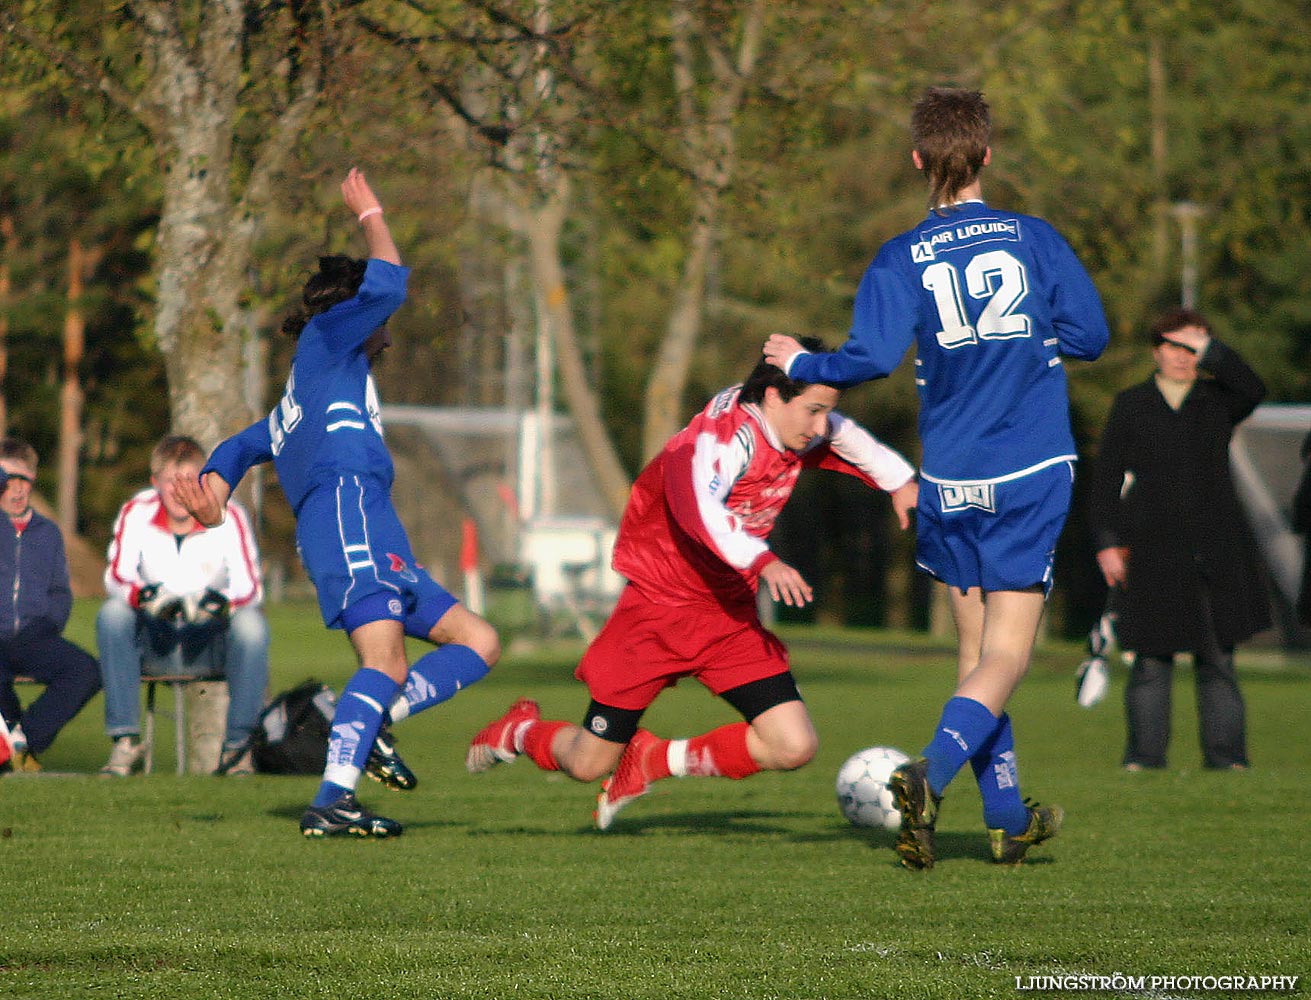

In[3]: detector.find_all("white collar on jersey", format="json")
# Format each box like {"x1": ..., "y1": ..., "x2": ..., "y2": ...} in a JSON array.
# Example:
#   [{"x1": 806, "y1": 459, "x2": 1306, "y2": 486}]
[{"x1": 741, "y1": 401, "x2": 785, "y2": 453}]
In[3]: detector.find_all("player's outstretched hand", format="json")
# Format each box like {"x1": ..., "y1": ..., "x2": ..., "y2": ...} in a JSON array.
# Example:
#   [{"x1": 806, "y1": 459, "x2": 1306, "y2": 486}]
[
  {"x1": 889, "y1": 479, "x2": 918, "y2": 530},
  {"x1": 341, "y1": 166, "x2": 401, "y2": 265},
  {"x1": 341, "y1": 167, "x2": 381, "y2": 219},
  {"x1": 760, "y1": 559, "x2": 813, "y2": 608},
  {"x1": 173, "y1": 470, "x2": 230, "y2": 529},
  {"x1": 763, "y1": 333, "x2": 804, "y2": 372}
]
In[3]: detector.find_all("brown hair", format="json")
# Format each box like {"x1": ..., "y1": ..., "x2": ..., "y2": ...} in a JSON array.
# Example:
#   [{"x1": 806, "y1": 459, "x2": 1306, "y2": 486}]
[
  {"x1": 150, "y1": 435, "x2": 205, "y2": 476},
  {"x1": 911, "y1": 87, "x2": 991, "y2": 213}
]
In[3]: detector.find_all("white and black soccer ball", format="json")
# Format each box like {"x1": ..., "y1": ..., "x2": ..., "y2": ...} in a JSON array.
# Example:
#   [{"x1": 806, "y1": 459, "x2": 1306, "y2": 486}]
[{"x1": 836, "y1": 745, "x2": 910, "y2": 829}]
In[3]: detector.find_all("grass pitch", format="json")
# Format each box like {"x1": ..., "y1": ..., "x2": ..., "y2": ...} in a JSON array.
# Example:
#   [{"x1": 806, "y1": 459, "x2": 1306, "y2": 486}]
[{"x1": 2, "y1": 602, "x2": 1308, "y2": 999}]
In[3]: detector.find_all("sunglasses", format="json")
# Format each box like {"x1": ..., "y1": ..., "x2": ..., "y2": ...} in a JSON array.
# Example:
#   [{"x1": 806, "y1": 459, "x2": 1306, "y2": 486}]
[{"x1": 3, "y1": 472, "x2": 34, "y2": 485}]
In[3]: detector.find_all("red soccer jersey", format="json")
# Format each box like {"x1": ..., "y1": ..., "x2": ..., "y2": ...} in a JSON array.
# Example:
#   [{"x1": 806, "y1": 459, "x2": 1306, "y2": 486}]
[{"x1": 612, "y1": 385, "x2": 914, "y2": 609}]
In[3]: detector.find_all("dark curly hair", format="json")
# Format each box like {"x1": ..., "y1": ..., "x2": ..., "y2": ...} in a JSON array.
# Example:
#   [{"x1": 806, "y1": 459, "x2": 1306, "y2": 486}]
[
  {"x1": 281, "y1": 255, "x2": 369, "y2": 337},
  {"x1": 739, "y1": 336, "x2": 833, "y2": 405}
]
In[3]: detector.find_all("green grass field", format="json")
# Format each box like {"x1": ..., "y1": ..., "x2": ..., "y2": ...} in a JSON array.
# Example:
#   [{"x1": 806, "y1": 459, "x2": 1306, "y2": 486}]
[{"x1": 2, "y1": 601, "x2": 1308, "y2": 999}]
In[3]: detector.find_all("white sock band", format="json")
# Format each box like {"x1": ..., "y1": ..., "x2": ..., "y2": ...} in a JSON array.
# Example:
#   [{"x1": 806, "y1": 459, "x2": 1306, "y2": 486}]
[{"x1": 667, "y1": 739, "x2": 689, "y2": 777}]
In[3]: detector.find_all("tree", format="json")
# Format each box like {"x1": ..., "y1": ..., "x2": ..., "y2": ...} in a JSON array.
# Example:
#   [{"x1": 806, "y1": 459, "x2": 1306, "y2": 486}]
[
  {"x1": 638, "y1": 0, "x2": 764, "y2": 460},
  {"x1": 357, "y1": 0, "x2": 635, "y2": 519},
  {"x1": 2, "y1": 1, "x2": 332, "y2": 445}
]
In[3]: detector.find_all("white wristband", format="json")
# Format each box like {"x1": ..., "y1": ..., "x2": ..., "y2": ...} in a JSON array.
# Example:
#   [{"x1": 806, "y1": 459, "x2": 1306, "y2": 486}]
[{"x1": 357, "y1": 207, "x2": 383, "y2": 223}]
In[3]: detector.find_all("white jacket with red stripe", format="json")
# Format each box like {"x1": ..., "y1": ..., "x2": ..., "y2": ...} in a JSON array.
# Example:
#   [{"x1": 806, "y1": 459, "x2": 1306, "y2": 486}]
[
  {"x1": 613, "y1": 385, "x2": 914, "y2": 609},
  {"x1": 103, "y1": 488, "x2": 263, "y2": 608}
]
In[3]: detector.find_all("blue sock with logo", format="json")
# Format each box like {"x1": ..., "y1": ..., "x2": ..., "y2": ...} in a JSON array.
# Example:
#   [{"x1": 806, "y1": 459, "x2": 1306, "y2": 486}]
[
  {"x1": 312, "y1": 667, "x2": 399, "y2": 808},
  {"x1": 969, "y1": 712, "x2": 1030, "y2": 834},
  {"x1": 387, "y1": 645, "x2": 490, "y2": 722},
  {"x1": 922, "y1": 696, "x2": 1001, "y2": 797}
]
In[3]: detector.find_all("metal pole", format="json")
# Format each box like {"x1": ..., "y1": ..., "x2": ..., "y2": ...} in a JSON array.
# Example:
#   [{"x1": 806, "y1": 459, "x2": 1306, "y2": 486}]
[{"x1": 1171, "y1": 201, "x2": 1205, "y2": 308}]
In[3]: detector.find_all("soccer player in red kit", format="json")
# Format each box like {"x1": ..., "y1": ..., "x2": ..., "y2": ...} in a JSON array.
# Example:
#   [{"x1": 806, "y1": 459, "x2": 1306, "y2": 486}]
[{"x1": 467, "y1": 340, "x2": 917, "y2": 828}]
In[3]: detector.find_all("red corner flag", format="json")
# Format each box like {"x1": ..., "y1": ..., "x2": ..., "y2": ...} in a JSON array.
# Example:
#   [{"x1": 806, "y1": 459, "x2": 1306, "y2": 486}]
[
  {"x1": 461, "y1": 517, "x2": 485, "y2": 615},
  {"x1": 460, "y1": 518, "x2": 479, "y2": 573}
]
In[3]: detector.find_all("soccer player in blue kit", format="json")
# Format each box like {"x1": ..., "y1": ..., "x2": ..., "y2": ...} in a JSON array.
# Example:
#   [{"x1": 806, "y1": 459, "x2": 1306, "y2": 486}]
[
  {"x1": 765, "y1": 87, "x2": 1109, "y2": 868},
  {"x1": 177, "y1": 168, "x2": 500, "y2": 838}
]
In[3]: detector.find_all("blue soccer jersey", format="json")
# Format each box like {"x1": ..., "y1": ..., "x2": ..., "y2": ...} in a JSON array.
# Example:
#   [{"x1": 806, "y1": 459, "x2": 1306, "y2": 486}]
[
  {"x1": 206, "y1": 258, "x2": 409, "y2": 509},
  {"x1": 788, "y1": 201, "x2": 1108, "y2": 483}
]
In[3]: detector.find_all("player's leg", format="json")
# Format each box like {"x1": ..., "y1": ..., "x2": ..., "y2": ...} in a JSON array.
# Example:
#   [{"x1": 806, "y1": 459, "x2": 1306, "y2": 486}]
[
  {"x1": 954, "y1": 587, "x2": 1045, "y2": 712},
  {"x1": 296, "y1": 483, "x2": 413, "y2": 837},
  {"x1": 466, "y1": 588, "x2": 653, "y2": 778},
  {"x1": 467, "y1": 694, "x2": 629, "y2": 779},
  {"x1": 948, "y1": 583, "x2": 985, "y2": 684},
  {"x1": 595, "y1": 628, "x2": 807, "y2": 830},
  {"x1": 387, "y1": 602, "x2": 499, "y2": 724},
  {"x1": 301, "y1": 614, "x2": 408, "y2": 838},
  {"x1": 891, "y1": 467, "x2": 1063, "y2": 868}
]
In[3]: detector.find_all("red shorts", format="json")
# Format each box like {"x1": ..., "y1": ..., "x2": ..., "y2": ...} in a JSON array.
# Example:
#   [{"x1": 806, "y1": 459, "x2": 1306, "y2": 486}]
[{"x1": 575, "y1": 585, "x2": 790, "y2": 710}]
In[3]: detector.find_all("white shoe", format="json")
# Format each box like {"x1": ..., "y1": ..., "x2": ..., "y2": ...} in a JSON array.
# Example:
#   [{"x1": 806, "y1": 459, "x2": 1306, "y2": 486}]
[{"x1": 100, "y1": 737, "x2": 143, "y2": 777}]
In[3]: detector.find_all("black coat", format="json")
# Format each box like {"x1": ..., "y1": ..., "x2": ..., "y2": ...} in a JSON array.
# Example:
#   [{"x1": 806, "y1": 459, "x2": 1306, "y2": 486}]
[
  {"x1": 1294, "y1": 429, "x2": 1311, "y2": 626},
  {"x1": 1088, "y1": 340, "x2": 1270, "y2": 653}
]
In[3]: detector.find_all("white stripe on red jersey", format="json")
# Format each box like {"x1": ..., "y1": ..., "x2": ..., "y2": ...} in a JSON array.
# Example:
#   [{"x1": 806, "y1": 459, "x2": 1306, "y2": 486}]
[{"x1": 613, "y1": 386, "x2": 913, "y2": 608}]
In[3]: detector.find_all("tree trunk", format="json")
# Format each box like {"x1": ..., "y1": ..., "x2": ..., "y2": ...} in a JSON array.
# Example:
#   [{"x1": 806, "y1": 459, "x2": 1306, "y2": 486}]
[
  {"x1": 0, "y1": 215, "x2": 11, "y2": 439},
  {"x1": 58, "y1": 239, "x2": 94, "y2": 536},
  {"x1": 641, "y1": 0, "x2": 765, "y2": 460},
  {"x1": 4, "y1": 3, "x2": 326, "y2": 448},
  {"x1": 518, "y1": 180, "x2": 632, "y2": 521},
  {"x1": 642, "y1": 183, "x2": 718, "y2": 460}
]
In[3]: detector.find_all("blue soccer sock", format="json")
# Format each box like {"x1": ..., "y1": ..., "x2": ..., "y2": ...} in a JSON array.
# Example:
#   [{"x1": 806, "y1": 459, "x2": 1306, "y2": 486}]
[
  {"x1": 312, "y1": 667, "x2": 399, "y2": 808},
  {"x1": 387, "y1": 644, "x2": 490, "y2": 723},
  {"x1": 922, "y1": 696, "x2": 1002, "y2": 797},
  {"x1": 969, "y1": 712, "x2": 1031, "y2": 835}
]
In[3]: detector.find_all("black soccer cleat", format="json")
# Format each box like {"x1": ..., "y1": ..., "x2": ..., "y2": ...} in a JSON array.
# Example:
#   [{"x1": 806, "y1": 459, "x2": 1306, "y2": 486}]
[
  {"x1": 300, "y1": 792, "x2": 403, "y2": 839},
  {"x1": 889, "y1": 756, "x2": 942, "y2": 871},
  {"x1": 365, "y1": 725, "x2": 418, "y2": 791},
  {"x1": 988, "y1": 801, "x2": 1064, "y2": 865}
]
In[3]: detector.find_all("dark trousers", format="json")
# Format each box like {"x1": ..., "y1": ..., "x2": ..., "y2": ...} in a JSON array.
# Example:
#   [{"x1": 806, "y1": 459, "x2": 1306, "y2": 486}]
[
  {"x1": 0, "y1": 627, "x2": 102, "y2": 756},
  {"x1": 1123, "y1": 609, "x2": 1249, "y2": 769}
]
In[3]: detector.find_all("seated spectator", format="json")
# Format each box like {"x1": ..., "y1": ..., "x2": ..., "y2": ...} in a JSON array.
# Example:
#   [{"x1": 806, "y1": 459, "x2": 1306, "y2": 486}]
[
  {"x1": 0, "y1": 437, "x2": 102, "y2": 773},
  {"x1": 98, "y1": 435, "x2": 270, "y2": 776}
]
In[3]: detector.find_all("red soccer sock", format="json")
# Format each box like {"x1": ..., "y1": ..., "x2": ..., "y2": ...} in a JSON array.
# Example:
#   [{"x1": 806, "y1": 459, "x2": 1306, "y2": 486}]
[
  {"x1": 637, "y1": 730, "x2": 673, "y2": 781},
  {"x1": 675, "y1": 722, "x2": 761, "y2": 780},
  {"x1": 522, "y1": 719, "x2": 571, "y2": 772}
]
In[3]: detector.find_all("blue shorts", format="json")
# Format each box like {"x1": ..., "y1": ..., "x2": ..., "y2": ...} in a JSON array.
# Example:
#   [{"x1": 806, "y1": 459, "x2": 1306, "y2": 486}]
[
  {"x1": 915, "y1": 460, "x2": 1074, "y2": 594},
  {"x1": 296, "y1": 476, "x2": 458, "y2": 636}
]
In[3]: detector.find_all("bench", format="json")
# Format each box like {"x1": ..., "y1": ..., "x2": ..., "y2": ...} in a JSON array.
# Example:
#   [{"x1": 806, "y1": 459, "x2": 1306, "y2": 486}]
[
  {"x1": 140, "y1": 672, "x2": 225, "y2": 775},
  {"x1": 12, "y1": 671, "x2": 224, "y2": 775}
]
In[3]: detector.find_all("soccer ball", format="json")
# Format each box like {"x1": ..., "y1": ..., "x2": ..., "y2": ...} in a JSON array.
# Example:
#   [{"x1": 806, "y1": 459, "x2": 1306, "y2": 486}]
[{"x1": 836, "y1": 745, "x2": 910, "y2": 829}]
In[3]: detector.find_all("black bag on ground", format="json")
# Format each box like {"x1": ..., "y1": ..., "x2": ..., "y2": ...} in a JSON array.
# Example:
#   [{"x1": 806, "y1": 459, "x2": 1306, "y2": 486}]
[{"x1": 251, "y1": 680, "x2": 337, "y2": 775}]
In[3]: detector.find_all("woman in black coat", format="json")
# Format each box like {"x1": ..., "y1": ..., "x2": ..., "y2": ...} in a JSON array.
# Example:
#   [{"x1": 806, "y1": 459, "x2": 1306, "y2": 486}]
[{"x1": 1089, "y1": 307, "x2": 1268, "y2": 771}]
